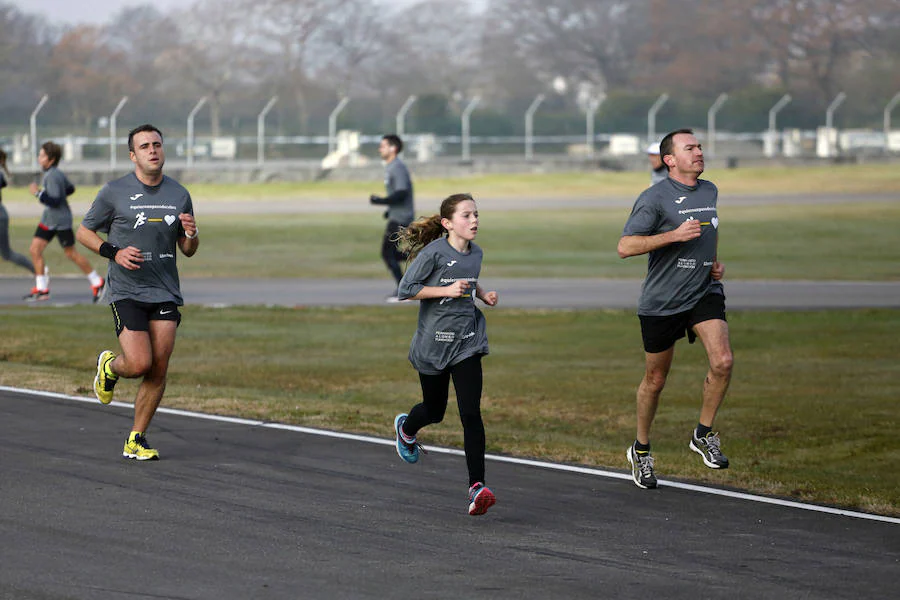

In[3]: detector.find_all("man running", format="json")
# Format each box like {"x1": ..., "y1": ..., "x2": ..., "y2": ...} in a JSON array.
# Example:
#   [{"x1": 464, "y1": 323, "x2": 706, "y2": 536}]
[
  {"x1": 618, "y1": 128, "x2": 733, "y2": 489},
  {"x1": 76, "y1": 124, "x2": 199, "y2": 460},
  {"x1": 370, "y1": 134, "x2": 414, "y2": 301}
]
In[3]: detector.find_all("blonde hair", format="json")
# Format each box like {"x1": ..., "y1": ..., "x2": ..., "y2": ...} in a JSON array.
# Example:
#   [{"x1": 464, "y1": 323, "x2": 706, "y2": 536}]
[{"x1": 396, "y1": 193, "x2": 474, "y2": 260}]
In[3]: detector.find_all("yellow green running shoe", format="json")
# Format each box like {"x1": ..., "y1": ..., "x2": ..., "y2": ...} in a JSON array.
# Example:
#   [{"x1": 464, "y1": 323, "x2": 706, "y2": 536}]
[
  {"x1": 122, "y1": 432, "x2": 159, "y2": 461},
  {"x1": 93, "y1": 350, "x2": 118, "y2": 405}
]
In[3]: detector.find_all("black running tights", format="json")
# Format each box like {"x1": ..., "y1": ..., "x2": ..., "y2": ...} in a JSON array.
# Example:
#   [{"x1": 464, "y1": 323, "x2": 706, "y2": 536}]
[
  {"x1": 404, "y1": 354, "x2": 485, "y2": 486},
  {"x1": 381, "y1": 220, "x2": 407, "y2": 285}
]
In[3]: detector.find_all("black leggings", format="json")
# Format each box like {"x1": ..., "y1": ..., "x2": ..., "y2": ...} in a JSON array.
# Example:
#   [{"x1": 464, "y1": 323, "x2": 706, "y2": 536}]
[
  {"x1": 381, "y1": 220, "x2": 408, "y2": 285},
  {"x1": 404, "y1": 354, "x2": 486, "y2": 486}
]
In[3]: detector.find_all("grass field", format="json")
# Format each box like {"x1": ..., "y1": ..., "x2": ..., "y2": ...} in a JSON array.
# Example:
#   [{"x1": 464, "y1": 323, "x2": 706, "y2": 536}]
[
  {"x1": 2, "y1": 202, "x2": 899, "y2": 280},
  {"x1": 0, "y1": 305, "x2": 897, "y2": 516},
  {"x1": 2, "y1": 162, "x2": 899, "y2": 206},
  {"x1": 1, "y1": 165, "x2": 898, "y2": 516}
]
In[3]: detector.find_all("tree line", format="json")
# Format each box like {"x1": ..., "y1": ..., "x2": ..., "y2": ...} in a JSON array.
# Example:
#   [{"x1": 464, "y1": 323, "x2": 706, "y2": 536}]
[{"x1": 0, "y1": 0, "x2": 897, "y2": 140}]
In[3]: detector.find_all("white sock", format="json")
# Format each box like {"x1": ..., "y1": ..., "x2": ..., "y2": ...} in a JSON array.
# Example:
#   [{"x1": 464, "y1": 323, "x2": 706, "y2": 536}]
[
  {"x1": 36, "y1": 274, "x2": 49, "y2": 291},
  {"x1": 87, "y1": 270, "x2": 103, "y2": 287}
]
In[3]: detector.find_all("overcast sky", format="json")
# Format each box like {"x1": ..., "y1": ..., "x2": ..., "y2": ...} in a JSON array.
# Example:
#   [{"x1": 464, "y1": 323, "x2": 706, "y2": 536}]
[
  {"x1": 15, "y1": 0, "x2": 426, "y2": 25},
  {"x1": 14, "y1": 0, "x2": 188, "y2": 25}
]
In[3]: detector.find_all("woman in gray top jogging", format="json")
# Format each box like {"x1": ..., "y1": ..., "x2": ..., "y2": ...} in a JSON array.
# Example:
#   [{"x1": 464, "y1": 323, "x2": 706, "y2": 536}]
[
  {"x1": 0, "y1": 149, "x2": 34, "y2": 273},
  {"x1": 391, "y1": 193, "x2": 500, "y2": 516}
]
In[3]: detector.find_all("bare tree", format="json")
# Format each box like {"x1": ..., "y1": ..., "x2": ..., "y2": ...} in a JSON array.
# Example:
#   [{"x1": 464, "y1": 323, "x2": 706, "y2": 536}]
[
  {"x1": 315, "y1": 0, "x2": 386, "y2": 97},
  {"x1": 0, "y1": 4, "x2": 50, "y2": 115},
  {"x1": 487, "y1": 0, "x2": 650, "y2": 96},
  {"x1": 45, "y1": 26, "x2": 137, "y2": 128},
  {"x1": 243, "y1": 0, "x2": 350, "y2": 133},
  {"x1": 635, "y1": 0, "x2": 765, "y2": 96},
  {"x1": 732, "y1": 0, "x2": 899, "y2": 107},
  {"x1": 162, "y1": 0, "x2": 259, "y2": 137}
]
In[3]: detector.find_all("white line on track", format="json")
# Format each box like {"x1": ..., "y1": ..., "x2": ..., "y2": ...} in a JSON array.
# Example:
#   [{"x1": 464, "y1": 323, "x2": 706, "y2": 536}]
[{"x1": 5, "y1": 385, "x2": 898, "y2": 526}]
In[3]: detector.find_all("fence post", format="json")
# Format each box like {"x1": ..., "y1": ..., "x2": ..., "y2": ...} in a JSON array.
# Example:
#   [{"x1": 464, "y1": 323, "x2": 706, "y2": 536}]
[
  {"x1": 109, "y1": 97, "x2": 128, "y2": 170},
  {"x1": 186, "y1": 97, "x2": 208, "y2": 167},
  {"x1": 257, "y1": 96, "x2": 278, "y2": 166},
  {"x1": 883, "y1": 92, "x2": 900, "y2": 152},
  {"x1": 396, "y1": 95, "x2": 417, "y2": 138},
  {"x1": 707, "y1": 93, "x2": 728, "y2": 158},
  {"x1": 328, "y1": 97, "x2": 350, "y2": 155},
  {"x1": 461, "y1": 96, "x2": 480, "y2": 161},
  {"x1": 29, "y1": 95, "x2": 49, "y2": 171},
  {"x1": 765, "y1": 94, "x2": 792, "y2": 157},
  {"x1": 585, "y1": 95, "x2": 605, "y2": 158},
  {"x1": 525, "y1": 94, "x2": 545, "y2": 160},
  {"x1": 647, "y1": 93, "x2": 669, "y2": 145},
  {"x1": 824, "y1": 92, "x2": 847, "y2": 156}
]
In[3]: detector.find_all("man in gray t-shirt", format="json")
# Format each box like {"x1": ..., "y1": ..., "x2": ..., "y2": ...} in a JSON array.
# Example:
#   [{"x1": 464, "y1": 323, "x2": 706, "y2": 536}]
[
  {"x1": 77, "y1": 124, "x2": 200, "y2": 462},
  {"x1": 646, "y1": 142, "x2": 668, "y2": 186},
  {"x1": 370, "y1": 134, "x2": 414, "y2": 299},
  {"x1": 618, "y1": 128, "x2": 734, "y2": 490}
]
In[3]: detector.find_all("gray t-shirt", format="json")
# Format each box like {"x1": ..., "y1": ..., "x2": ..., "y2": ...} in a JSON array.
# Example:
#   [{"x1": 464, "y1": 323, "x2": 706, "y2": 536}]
[
  {"x1": 650, "y1": 166, "x2": 668, "y2": 186},
  {"x1": 81, "y1": 172, "x2": 193, "y2": 305},
  {"x1": 622, "y1": 177, "x2": 724, "y2": 316},
  {"x1": 398, "y1": 237, "x2": 489, "y2": 374},
  {"x1": 384, "y1": 158, "x2": 414, "y2": 225},
  {"x1": 38, "y1": 166, "x2": 75, "y2": 230}
]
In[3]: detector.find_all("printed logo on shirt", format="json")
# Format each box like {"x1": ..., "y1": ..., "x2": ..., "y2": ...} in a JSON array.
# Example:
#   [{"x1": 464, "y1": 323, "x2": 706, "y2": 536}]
[
  {"x1": 130, "y1": 193, "x2": 143, "y2": 201},
  {"x1": 678, "y1": 206, "x2": 716, "y2": 216},
  {"x1": 676, "y1": 258, "x2": 697, "y2": 269},
  {"x1": 164, "y1": 215, "x2": 177, "y2": 225},
  {"x1": 435, "y1": 331, "x2": 455, "y2": 343},
  {"x1": 133, "y1": 212, "x2": 147, "y2": 229},
  {"x1": 447, "y1": 260, "x2": 458, "y2": 267},
  {"x1": 675, "y1": 196, "x2": 687, "y2": 204},
  {"x1": 711, "y1": 216, "x2": 719, "y2": 229}
]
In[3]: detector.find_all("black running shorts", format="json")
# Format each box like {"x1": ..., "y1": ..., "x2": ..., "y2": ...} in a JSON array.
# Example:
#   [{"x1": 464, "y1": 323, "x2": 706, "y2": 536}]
[
  {"x1": 639, "y1": 292, "x2": 726, "y2": 354},
  {"x1": 34, "y1": 224, "x2": 75, "y2": 248},
  {"x1": 110, "y1": 299, "x2": 181, "y2": 336}
]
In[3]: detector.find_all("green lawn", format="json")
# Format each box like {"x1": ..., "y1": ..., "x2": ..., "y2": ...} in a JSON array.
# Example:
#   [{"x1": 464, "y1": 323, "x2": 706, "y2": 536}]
[
  {"x1": 2, "y1": 162, "x2": 899, "y2": 205},
  {"x1": 2, "y1": 201, "x2": 897, "y2": 280},
  {"x1": 0, "y1": 305, "x2": 897, "y2": 516}
]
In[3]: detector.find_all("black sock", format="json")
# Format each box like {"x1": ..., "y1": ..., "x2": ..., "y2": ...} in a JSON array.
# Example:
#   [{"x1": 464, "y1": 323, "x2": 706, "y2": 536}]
[
  {"x1": 695, "y1": 423, "x2": 712, "y2": 438},
  {"x1": 633, "y1": 440, "x2": 650, "y2": 453}
]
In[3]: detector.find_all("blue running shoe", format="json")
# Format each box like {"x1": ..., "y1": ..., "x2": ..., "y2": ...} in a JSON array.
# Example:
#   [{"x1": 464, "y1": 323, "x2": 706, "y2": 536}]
[
  {"x1": 467, "y1": 482, "x2": 496, "y2": 516},
  {"x1": 394, "y1": 413, "x2": 420, "y2": 464}
]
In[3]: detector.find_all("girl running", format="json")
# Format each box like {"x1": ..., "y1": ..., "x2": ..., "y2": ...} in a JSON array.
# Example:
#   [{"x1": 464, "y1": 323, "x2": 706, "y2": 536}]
[
  {"x1": 392, "y1": 193, "x2": 499, "y2": 516},
  {"x1": 0, "y1": 149, "x2": 35, "y2": 273}
]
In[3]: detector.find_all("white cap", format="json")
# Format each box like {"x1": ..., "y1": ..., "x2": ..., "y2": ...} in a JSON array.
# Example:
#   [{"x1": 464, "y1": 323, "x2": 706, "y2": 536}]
[{"x1": 646, "y1": 142, "x2": 661, "y2": 155}]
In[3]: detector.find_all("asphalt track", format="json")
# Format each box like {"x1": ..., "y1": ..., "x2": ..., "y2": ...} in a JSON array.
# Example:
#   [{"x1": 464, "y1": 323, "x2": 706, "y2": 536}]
[
  {"x1": 2, "y1": 275, "x2": 900, "y2": 310},
  {"x1": 1, "y1": 388, "x2": 898, "y2": 600}
]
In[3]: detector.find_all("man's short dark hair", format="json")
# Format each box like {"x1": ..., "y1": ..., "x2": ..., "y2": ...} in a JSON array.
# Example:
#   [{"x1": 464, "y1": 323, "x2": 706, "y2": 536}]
[
  {"x1": 659, "y1": 128, "x2": 694, "y2": 168},
  {"x1": 40, "y1": 141, "x2": 63, "y2": 166},
  {"x1": 128, "y1": 124, "x2": 164, "y2": 152},
  {"x1": 382, "y1": 134, "x2": 403, "y2": 154}
]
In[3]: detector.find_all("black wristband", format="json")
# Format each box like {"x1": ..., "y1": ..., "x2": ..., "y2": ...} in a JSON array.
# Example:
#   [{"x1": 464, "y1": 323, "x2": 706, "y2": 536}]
[{"x1": 99, "y1": 242, "x2": 120, "y2": 260}]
